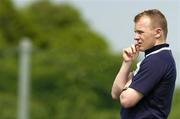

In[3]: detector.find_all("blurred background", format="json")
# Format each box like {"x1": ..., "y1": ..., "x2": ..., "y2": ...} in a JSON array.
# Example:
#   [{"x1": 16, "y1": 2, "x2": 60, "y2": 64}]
[{"x1": 0, "y1": 0, "x2": 179, "y2": 119}]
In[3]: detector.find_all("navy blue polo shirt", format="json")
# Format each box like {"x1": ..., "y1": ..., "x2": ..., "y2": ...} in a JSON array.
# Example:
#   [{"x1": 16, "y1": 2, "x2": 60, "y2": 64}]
[{"x1": 121, "y1": 44, "x2": 176, "y2": 119}]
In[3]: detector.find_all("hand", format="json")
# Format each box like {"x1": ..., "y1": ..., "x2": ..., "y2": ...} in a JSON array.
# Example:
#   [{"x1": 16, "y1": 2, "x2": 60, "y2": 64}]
[{"x1": 123, "y1": 44, "x2": 139, "y2": 62}]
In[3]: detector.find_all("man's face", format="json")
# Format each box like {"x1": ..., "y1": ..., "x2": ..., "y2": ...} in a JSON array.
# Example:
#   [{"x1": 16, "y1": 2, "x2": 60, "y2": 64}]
[{"x1": 134, "y1": 16, "x2": 156, "y2": 52}]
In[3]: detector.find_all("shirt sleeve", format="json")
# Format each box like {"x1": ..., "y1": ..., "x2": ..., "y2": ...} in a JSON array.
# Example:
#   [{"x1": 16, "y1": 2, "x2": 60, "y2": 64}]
[{"x1": 129, "y1": 57, "x2": 166, "y2": 96}]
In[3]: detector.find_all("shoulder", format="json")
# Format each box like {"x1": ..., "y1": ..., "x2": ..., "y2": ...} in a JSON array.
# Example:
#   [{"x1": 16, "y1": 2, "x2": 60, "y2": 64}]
[{"x1": 142, "y1": 50, "x2": 173, "y2": 69}]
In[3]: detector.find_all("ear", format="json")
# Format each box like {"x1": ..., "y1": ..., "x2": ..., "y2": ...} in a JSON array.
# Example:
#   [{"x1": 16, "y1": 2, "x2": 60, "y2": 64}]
[
  {"x1": 154, "y1": 28, "x2": 162, "y2": 39},
  {"x1": 155, "y1": 34, "x2": 160, "y2": 39}
]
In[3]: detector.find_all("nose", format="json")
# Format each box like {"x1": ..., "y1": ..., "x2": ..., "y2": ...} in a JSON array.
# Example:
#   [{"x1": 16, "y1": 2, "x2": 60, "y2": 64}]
[{"x1": 134, "y1": 33, "x2": 140, "y2": 41}]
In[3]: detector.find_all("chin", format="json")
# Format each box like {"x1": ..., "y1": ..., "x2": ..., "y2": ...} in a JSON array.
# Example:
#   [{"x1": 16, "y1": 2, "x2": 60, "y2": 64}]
[{"x1": 139, "y1": 47, "x2": 145, "y2": 52}]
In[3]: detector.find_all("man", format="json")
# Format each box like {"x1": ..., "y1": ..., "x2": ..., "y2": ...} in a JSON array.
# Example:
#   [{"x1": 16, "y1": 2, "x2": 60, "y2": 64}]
[{"x1": 111, "y1": 9, "x2": 176, "y2": 119}]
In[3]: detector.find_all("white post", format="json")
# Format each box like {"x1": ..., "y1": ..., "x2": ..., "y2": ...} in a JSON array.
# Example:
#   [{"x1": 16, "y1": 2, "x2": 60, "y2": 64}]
[{"x1": 18, "y1": 38, "x2": 31, "y2": 119}]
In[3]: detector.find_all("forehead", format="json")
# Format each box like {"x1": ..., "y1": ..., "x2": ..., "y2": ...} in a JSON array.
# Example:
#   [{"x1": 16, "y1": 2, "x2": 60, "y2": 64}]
[{"x1": 135, "y1": 16, "x2": 152, "y2": 30}]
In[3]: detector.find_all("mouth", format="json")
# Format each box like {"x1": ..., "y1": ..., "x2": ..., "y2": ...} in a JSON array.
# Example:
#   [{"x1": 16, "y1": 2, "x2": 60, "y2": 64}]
[
  {"x1": 135, "y1": 43, "x2": 142, "y2": 51},
  {"x1": 136, "y1": 42, "x2": 141, "y2": 47},
  {"x1": 137, "y1": 42, "x2": 142, "y2": 46}
]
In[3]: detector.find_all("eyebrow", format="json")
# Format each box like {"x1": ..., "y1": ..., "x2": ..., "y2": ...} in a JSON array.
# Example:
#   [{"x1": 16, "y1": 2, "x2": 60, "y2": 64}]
[{"x1": 134, "y1": 30, "x2": 144, "y2": 33}]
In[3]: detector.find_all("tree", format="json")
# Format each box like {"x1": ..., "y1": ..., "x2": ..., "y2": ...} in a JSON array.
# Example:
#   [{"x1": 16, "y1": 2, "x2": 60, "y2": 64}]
[{"x1": 0, "y1": 0, "x2": 27, "y2": 46}]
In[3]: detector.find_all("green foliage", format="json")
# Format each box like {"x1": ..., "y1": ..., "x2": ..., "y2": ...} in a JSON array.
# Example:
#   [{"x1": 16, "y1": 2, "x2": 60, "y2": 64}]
[
  {"x1": 0, "y1": 93, "x2": 17, "y2": 119},
  {"x1": 168, "y1": 89, "x2": 180, "y2": 119},
  {"x1": 29, "y1": 49, "x2": 121, "y2": 119},
  {"x1": 0, "y1": 0, "x2": 118, "y2": 119},
  {"x1": 0, "y1": 0, "x2": 28, "y2": 46},
  {"x1": 21, "y1": 0, "x2": 108, "y2": 53}
]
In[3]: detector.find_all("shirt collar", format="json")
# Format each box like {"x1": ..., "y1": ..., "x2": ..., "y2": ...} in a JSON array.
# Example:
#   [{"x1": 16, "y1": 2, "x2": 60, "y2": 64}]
[{"x1": 145, "y1": 43, "x2": 170, "y2": 57}]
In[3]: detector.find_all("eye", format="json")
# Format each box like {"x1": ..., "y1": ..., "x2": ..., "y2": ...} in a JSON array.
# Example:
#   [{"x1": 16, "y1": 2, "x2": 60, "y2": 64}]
[{"x1": 135, "y1": 30, "x2": 144, "y2": 35}]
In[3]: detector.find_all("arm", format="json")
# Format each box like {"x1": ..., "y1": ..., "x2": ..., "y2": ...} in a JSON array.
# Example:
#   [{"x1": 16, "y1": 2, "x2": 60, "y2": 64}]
[
  {"x1": 111, "y1": 44, "x2": 138, "y2": 100},
  {"x1": 111, "y1": 61, "x2": 132, "y2": 100},
  {"x1": 120, "y1": 76, "x2": 143, "y2": 108},
  {"x1": 120, "y1": 87, "x2": 143, "y2": 108},
  {"x1": 111, "y1": 44, "x2": 143, "y2": 108}
]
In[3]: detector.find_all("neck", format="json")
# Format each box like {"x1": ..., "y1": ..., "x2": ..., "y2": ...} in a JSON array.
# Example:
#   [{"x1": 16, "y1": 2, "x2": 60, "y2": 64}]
[{"x1": 155, "y1": 38, "x2": 166, "y2": 46}]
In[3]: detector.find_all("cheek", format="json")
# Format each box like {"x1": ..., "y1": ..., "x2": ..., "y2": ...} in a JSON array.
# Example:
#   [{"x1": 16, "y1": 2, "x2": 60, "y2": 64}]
[
  {"x1": 145, "y1": 39, "x2": 155, "y2": 48},
  {"x1": 141, "y1": 39, "x2": 154, "y2": 50}
]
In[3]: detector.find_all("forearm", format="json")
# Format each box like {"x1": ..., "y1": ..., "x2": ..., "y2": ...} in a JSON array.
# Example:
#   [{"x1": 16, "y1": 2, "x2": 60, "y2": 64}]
[{"x1": 111, "y1": 61, "x2": 132, "y2": 100}]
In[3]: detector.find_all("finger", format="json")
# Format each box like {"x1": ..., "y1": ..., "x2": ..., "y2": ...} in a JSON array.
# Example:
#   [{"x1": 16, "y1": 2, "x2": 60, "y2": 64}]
[
  {"x1": 124, "y1": 48, "x2": 132, "y2": 57},
  {"x1": 127, "y1": 48, "x2": 133, "y2": 55},
  {"x1": 135, "y1": 44, "x2": 140, "y2": 51},
  {"x1": 124, "y1": 49, "x2": 129, "y2": 55},
  {"x1": 131, "y1": 44, "x2": 136, "y2": 54}
]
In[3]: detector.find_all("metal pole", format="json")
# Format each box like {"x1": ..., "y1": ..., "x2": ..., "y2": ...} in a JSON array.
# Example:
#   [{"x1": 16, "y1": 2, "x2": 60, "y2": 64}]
[{"x1": 18, "y1": 38, "x2": 31, "y2": 119}]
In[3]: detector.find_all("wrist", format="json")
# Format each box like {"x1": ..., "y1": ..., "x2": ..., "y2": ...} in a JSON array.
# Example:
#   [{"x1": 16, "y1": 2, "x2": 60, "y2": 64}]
[
  {"x1": 120, "y1": 61, "x2": 132, "y2": 75},
  {"x1": 122, "y1": 60, "x2": 133, "y2": 66}
]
